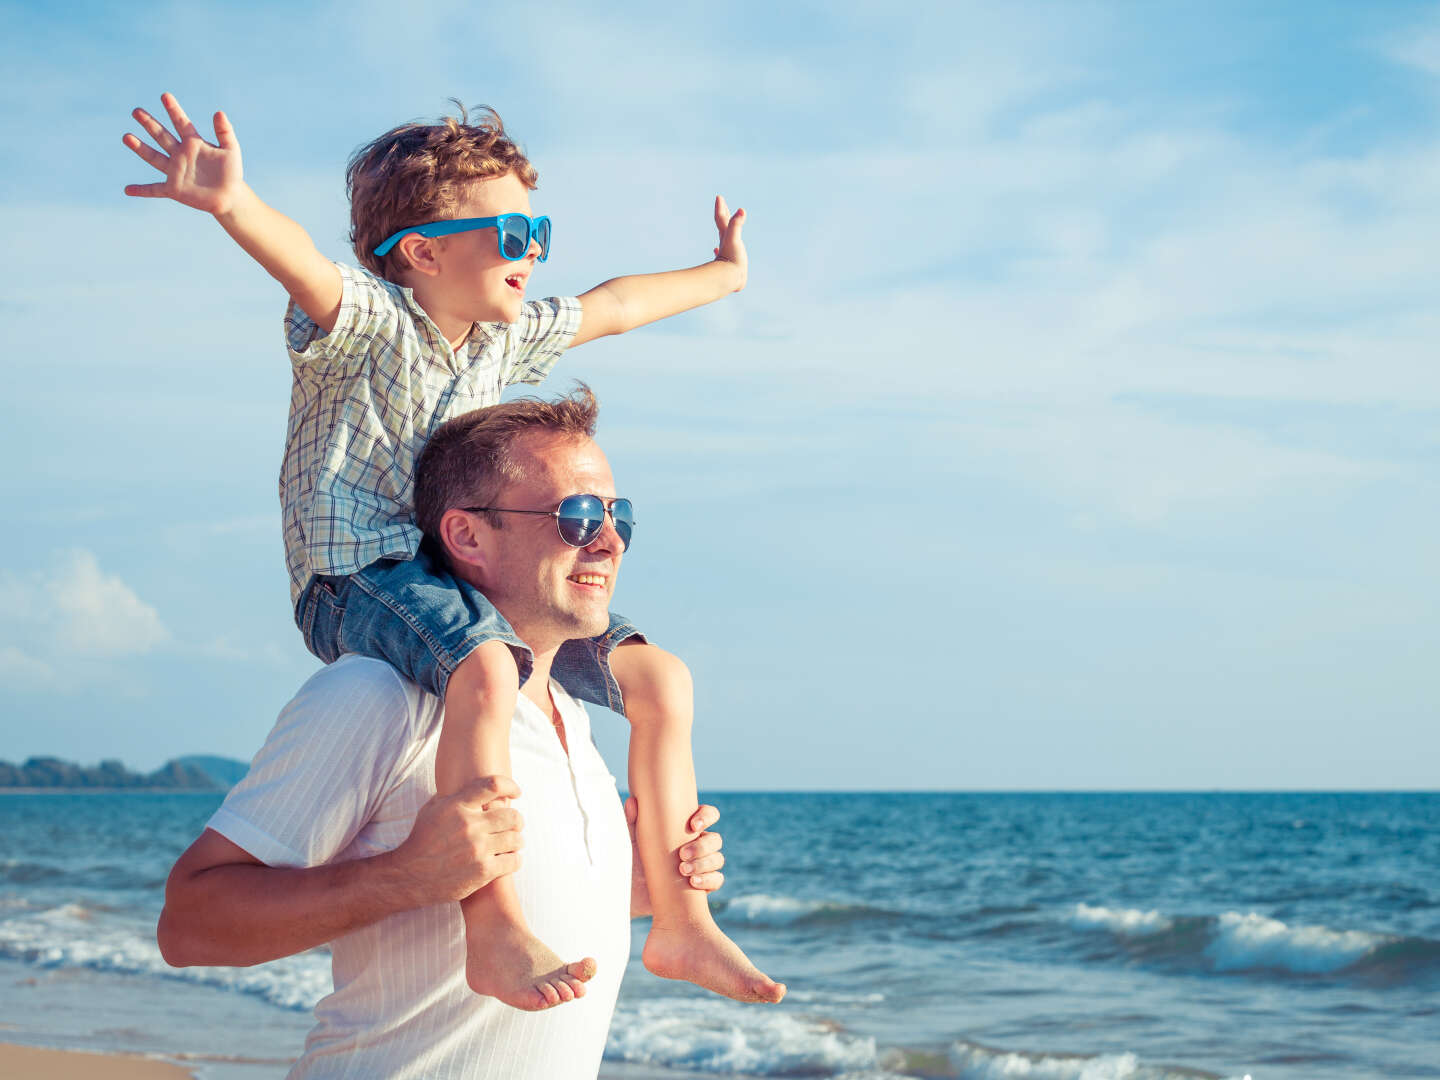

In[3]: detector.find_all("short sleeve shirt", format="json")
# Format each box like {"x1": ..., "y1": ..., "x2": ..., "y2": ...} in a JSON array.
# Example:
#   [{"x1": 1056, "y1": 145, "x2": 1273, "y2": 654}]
[
  {"x1": 279, "y1": 264, "x2": 582, "y2": 607},
  {"x1": 208, "y1": 656, "x2": 632, "y2": 1080}
]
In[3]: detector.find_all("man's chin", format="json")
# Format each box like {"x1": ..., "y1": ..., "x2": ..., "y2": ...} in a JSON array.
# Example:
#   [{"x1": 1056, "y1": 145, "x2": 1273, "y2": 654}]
[{"x1": 558, "y1": 608, "x2": 612, "y2": 642}]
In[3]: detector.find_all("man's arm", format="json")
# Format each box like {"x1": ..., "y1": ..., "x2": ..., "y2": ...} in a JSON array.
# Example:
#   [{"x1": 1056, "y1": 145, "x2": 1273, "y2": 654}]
[
  {"x1": 158, "y1": 776, "x2": 522, "y2": 968},
  {"x1": 123, "y1": 93, "x2": 343, "y2": 331},
  {"x1": 570, "y1": 196, "x2": 746, "y2": 348}
]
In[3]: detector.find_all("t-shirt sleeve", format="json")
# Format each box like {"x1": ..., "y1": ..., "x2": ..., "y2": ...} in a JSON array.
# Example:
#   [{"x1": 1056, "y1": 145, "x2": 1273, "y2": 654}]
[
  {"x1": 499, "y1": 296, "x2": 583, "y2": 387},
  {"x1": 206, "y1": 659, "x2": 422, "y2": 868},
  {"x1": 284, "y1": 262, "x2": 402, "y2": 374}
]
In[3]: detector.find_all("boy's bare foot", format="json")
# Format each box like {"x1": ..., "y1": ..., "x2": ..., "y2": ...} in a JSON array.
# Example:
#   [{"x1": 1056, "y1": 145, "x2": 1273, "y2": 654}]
[
  {"x1": 466, "y1": 924, "x2": 597, "y2": 1011},
  {"x1": 642, "y1": 920, "x2": 786, "y2": 1003}
]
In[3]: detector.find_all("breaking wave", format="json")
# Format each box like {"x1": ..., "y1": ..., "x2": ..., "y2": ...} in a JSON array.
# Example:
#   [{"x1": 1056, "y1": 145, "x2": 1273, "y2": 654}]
[
  {"x1": 1066, "y1": 903, "x2": 1440, "y2": 981},
  {"x1": 0, "y1": 900, "x2": 329, "y2": 1010},
  {"x1": 947, "y1": 1039, "x2": 1249, "y2": 1080},
  {"x1": 716, "y1": 892, "x2": 897, "y2": 927},
  {"x1": 606, "y1": 998, "x2": 878, "y2": 1074}
]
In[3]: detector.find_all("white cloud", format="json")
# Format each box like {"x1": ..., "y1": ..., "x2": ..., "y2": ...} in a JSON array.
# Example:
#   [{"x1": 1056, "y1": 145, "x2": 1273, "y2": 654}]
[
  {"x1": 0, "y1": 646, "x2": 56, "y2": 687},
  {"x1": 1380, "y1": 9, "x2": 1440, "y2": 78},
  {"x1": 0, "y1": 550, "x2": 170, "y2": 680}
]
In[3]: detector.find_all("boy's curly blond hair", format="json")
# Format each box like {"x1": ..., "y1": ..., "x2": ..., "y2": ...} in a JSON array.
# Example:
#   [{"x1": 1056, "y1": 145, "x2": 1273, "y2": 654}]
[{"x1": 346, "y1": 103, "x2": 538, "y2": 282}]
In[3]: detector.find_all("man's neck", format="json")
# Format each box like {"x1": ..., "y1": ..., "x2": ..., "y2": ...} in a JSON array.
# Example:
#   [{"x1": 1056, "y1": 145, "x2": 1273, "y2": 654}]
[{"x1": 518, "y1": 645, "x2": 568, "y2": 754}]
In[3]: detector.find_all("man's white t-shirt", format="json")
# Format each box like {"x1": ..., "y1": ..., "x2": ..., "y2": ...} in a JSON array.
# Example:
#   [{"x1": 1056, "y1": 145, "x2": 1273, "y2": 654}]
[{"x1": 208, "y1": 655, "x2": 632, "y2": 1080}]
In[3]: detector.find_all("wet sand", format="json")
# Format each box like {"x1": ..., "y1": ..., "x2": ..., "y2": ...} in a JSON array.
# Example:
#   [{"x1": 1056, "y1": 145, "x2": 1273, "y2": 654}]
[{"x1": 0, "y1": 1042, "x2": 194, "y2": 1079}]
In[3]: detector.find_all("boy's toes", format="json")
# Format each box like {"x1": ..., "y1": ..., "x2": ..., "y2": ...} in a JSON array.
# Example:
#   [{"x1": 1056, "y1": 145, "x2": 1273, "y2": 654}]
[
  {"x1": 566, "y1": 957, "x2": 598, "y2": 982},
  {"x1": 755, "y1": 977, "x2": 786, "y2": 1004}
]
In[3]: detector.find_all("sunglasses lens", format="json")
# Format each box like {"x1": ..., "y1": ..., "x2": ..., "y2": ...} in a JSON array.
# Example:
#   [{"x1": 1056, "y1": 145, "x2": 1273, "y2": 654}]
[
  {"x1": 499, "y1": 216, "x2": 530, "y2": 260},
  {"x1": 610, "y1": 498, "x2": 634, "y2": 551},
  {"x1": 556, "y1": 494, "x2": 606, "y2": 547},
  {"x1": 534, "y1": 217, "x2": 551, "y2": 261}
]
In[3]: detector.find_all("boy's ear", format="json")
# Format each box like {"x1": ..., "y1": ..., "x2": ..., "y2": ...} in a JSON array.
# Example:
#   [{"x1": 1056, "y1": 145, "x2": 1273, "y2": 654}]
[
  {"x1": 397, "y1": 233, "x2": 443, "y2": 278},
  {"x1": 438, "y1": 508, "x2": 493, "y2": 580}
]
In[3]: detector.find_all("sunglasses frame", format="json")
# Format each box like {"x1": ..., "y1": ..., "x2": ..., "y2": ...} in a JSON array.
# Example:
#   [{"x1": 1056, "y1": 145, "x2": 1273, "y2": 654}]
[
  {"x1": 372, "y1": 213, "x2": 552, "y2": 261},
  {"x1": 460, "y1": 494, "x2": 634, "y2": 551}
]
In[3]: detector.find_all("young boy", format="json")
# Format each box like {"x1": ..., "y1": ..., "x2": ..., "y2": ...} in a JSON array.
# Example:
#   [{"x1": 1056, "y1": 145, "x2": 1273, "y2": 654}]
[{"x1": 122, "y1": 93, "x2": 784, "y2": 1011}]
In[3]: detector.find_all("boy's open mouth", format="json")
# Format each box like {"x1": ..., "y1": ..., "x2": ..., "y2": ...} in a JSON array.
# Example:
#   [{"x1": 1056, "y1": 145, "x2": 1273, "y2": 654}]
[{"x1": 505, "y1": 273, "x2": 525, "y2": 292}]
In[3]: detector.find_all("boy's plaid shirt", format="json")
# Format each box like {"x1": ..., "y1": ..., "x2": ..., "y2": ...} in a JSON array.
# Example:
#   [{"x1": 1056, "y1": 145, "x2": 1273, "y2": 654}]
[{"x1": 279, "y1": 263, "x2": 581, "y2": 609}]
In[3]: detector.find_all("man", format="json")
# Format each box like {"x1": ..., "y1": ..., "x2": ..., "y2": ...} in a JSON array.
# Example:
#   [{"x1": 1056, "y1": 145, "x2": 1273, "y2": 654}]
[{"x1": 157, "y1": 386, "x2": 727, "y2": 1079}]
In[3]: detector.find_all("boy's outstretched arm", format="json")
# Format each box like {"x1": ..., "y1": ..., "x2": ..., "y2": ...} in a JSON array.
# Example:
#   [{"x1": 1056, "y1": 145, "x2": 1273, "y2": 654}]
[
  {"x1": 570, "y1": 196, "x2": 746, "y2": 348},
  {"x1": 123, "y1": 93, "x2": 342, "y2": 332}
]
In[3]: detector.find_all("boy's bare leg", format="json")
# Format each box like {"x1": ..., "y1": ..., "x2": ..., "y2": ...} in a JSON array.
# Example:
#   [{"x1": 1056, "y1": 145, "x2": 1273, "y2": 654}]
[
  {"x1": 439, "y1": 642, "x2": 597, "y2": 1010},
  {"x1": 610, "y1": 643, "x2": 785, "y2": 1004}
]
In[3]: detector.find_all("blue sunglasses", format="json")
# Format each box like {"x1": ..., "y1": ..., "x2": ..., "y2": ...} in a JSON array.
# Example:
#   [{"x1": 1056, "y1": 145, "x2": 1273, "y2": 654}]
[
  {"x1": 373, "y1": 213, "x2": 552, "y2": 261},
  {"x1": 462, "y1": 494, "x2": 634, "y2": 551}
]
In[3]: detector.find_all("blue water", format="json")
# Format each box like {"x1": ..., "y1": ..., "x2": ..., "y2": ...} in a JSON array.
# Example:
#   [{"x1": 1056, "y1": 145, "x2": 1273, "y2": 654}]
[{"x1": 1, "y1": 791, "x2": 1436, "y2": 1078}]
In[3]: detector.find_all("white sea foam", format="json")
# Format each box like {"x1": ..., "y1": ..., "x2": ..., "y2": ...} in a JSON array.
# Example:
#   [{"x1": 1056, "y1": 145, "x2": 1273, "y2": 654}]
[
  {"x1": 951, "y1": 1041, "x2": 1249, "y2": 1080},
  {"x1": 0, "y1": 900, "x2": 329, "y2": 1010},
  {"x1": 720, "y1": 893, "x2": 857, "y2": 925},
  {"x1": 1205, "y1": 911, "x2": 1385, "y2": 974},
  {"x1": 1071, "y1": 903, "x2": 1173, "y2": 937},
  {"x1": 607, "y1": 998, "x2": 877, "y2": 1075},
  {"x1": 784, "y1": 988, "x2": 886, "y2": 1005}
]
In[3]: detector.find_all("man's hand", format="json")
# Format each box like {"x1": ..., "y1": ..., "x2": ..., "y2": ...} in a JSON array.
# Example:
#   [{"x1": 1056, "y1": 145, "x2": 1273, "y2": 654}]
[
  {"x1": 158, "y1": 774, "x2": 525, "y2": 968},
  {"x1": 712, "y1": 195, "x2": 747, "y2": 292},
  {"x1": 387, "y1": 776, "x2": 525, "y2": 906},
  {"x1": 626, "y1": 799, "x2": 726, "y2": 918},
  {"x1": 123, "y1": 93, "x2": 246, "y2": 216}
]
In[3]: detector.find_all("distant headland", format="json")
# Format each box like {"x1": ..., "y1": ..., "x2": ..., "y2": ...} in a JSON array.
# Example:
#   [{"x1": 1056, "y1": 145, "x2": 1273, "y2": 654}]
[{"x1": 0, "y1": 755, "x2": 249, "y2": 791}]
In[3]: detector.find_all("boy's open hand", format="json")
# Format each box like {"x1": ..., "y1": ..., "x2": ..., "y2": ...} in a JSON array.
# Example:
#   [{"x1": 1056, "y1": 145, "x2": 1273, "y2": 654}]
[
  {"x1": 712, "y1": 195, "x2": 747, "y2": 292},
  {"x1": 123, "y1": 93, "x2": 245, "y2": 216}
]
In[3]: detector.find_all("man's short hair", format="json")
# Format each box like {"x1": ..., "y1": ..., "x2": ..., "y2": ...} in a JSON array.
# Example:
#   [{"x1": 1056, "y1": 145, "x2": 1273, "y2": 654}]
[
  {"x1": 346, "y1": 102, "x2": 539, "y2": 282},
  {"x1": 415, "y1": 383, "x2": 600, "y2": 546}
]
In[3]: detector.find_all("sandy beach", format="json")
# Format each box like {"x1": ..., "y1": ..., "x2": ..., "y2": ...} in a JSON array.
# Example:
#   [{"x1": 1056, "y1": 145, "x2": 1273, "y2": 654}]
[{"x1": 0, "y1": 1043, "x2": 193, "y2": 1079}]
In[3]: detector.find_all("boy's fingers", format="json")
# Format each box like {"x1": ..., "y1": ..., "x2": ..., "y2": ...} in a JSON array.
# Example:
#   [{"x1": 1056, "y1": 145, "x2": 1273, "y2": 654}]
[
  {"x1": 714, "y1": 194, "x2": 730, "y2": 230},
  {"x1": 132, "y1": 108, "x2": 178, "y2": 152},
  {"x1": 122, "y1": 134, "x2": 168, "y2": 172},
  {"x1": 213, "y1": 110, "x2": 238, "y2": 150},
  {"x1": 161, "y1": 92, "x2": 198, "y2": 139},
  {"x1": 123, "y1": 182, "x2": 170, "y2": 199}
]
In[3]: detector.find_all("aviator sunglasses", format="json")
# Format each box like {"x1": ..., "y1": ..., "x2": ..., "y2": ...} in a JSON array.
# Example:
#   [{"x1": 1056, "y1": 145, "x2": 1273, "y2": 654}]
[
  {"x1": 373, "y1": 213, "x2": 552, "y2": 261},
  {"x1": 463, "y1": 494, "x2": 634, "y2": 552}
]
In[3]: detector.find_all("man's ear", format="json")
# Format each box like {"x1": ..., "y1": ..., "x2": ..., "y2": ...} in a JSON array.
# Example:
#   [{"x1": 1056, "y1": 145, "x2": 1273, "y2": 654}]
[
  {"x1": 438, "y1": 508, "x2": 492, "y2": 578},
  {"x1": 396, "y1": 233, "x2": 443, "y2": 279}
]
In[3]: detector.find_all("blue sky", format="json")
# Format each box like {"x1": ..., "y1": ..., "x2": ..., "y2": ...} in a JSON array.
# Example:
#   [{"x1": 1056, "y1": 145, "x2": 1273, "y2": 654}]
[{"x1": 1, "y1": 0, "x2": 1436, "y2": 789}]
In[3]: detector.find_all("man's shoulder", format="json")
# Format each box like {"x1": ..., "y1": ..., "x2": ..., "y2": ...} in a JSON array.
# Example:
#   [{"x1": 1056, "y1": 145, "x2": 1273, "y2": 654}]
[{"x1": 288, "y1": 655, "x2": 439, "y2": 740}]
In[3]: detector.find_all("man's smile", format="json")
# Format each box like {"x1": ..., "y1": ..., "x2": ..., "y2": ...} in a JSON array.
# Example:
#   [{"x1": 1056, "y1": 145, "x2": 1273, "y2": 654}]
[{"x1": 566, "y1": 572, "x2": 608, "y2": 588}]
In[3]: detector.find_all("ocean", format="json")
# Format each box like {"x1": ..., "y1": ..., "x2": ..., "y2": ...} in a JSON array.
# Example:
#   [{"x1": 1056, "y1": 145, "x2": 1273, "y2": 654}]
[{"x1": 0, "y1": 790, "x2": 1435, "y2": 1079}]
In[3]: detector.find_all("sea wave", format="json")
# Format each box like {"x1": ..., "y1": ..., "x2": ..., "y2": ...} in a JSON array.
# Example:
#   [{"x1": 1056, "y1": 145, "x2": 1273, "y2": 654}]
[
  {"x1": 1071, "y1": 904, "x2": 1174, "y2": 937},
  {"x1": 1065, "y1": 902, "x2": 1438, "y2": 981},
  {"x1": 607, "y1": 998, "x2": 878, "y2": 1075},
  {"x1": 716, "y1": 893, "x2": 895, "y2": 927},
  {"x1": 0, "y1": 900, "x2": 328, "y2": 1010},
  {"x1": 948, "y1": 1039, "x2": 1249, "y2": 1080},
  {"x1": 1205, "y1": 911, "x2": 1381, "y2": 974}
]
